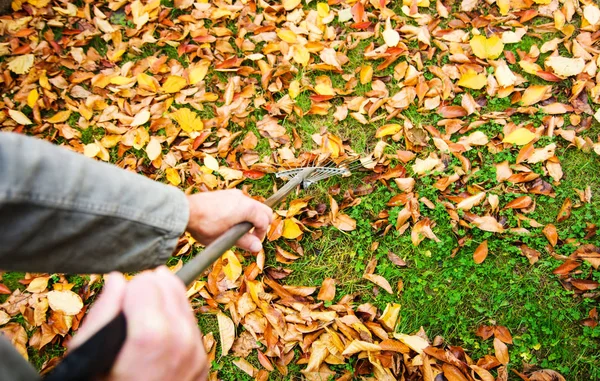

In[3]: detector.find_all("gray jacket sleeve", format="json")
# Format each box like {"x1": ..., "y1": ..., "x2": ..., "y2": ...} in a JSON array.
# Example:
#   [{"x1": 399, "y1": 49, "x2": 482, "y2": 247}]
[{"x1": 0, "y1": 132, "x2": 189, "y2": 274}]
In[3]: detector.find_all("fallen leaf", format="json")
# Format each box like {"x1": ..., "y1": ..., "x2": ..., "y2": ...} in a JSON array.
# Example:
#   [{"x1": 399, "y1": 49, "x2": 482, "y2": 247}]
[
  {"x1": 317, "y1": 278, "x2": 336, "y2": 301},
  {"x1": 47, "y1": 290, "x2": 83, "y2": 316},
  {"x1": 503, "y1": 128, "x2": 536, "y2": 145},
  {"x1": 470, "y1": 35, "x2": 504, "y2": 60},
  {"x1": 473, "y1": 240, "x2": 488, "y2": 264},
  {"x1": 217, "y1": 312, "x2": 235, "y2": 356}
]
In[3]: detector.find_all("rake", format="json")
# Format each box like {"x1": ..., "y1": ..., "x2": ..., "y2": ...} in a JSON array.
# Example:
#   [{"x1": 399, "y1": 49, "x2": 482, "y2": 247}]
[{"x1": 44, "y1": 153, "x2": 376, "y2": 381}]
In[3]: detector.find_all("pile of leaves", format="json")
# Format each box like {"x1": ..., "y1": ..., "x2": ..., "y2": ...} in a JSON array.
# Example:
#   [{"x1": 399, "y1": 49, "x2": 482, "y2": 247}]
[{"x1": 0, "y1": 0, "x2": 599, "y2": 378}]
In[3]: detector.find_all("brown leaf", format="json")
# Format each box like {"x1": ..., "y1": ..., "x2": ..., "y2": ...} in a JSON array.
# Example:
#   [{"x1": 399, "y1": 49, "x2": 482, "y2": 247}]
[
  {"x1": 473, "y1": 240, "x2": 489, "y2": 264},
  {"x1": 556, "y1": 198, "x2": 572, "y2": 222},
  {"x1": 552, "y1": 260, "x2": 581, "y2": 275},
  {"x1": 317, "y1": 278, "x2": 336, "y2": 301},
  {"x1": 493, "y1": 326, "x2": 513, "y2": 344},
  {"x1": 476, "y1": 325, "x2": 495, "y2": 340},
  {"x1": 571, "y1": 279, "x2": 599, "y2": 291},
  {"x1": 529, "y1": 369, "x2": 566, "y2": 381},
  {"x1": 363, "y1": 274, "x2": 393, "y2": 294},
  {"x1": 387, "y1": 251, "x2": 407, "y2": 267},
  {"x1": 520, "y1": 245, "x2": 540, "y2": 265}
]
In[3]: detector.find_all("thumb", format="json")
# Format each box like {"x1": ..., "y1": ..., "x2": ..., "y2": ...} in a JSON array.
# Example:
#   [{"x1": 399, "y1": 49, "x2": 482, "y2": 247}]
[{"x1": 69, "y1": 272, "x2": 127, "y2": 349}]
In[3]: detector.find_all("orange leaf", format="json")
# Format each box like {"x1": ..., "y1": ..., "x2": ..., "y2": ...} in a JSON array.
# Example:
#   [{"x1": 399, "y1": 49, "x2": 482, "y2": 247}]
[
  {"x1": 504, "y1": 196, "x2": 532, "y2": 210},
  {"x1": 473, "y1": 240, "x2": 488, "y2": 264},
  {"x1": 317, "y1": 278, "x2": 336, "y2": 301},
  {"x1": 494, "y1": 326, "x2": 513, "y2": 344},
  {"x1": 543, "y1": 224, "x2": 558, "y2": 246},
  {"x1": 493, "y1": 337, "x2": 509, "y2": 365}
]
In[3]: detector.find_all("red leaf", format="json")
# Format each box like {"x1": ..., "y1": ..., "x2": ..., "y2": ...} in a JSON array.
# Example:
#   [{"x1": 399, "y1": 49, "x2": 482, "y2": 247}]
[
  {"x1": 243, "y1": 170, "x2": 266, "y2": 180},
  {"x1": 0, "y1": 283, "x2": 11, "y2": 294}
]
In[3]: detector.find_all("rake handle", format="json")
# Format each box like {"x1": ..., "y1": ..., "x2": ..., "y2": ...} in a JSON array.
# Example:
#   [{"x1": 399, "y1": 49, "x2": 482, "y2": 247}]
[{"x1": 44, "y1": 168, "x2": 314, "y2": 381}]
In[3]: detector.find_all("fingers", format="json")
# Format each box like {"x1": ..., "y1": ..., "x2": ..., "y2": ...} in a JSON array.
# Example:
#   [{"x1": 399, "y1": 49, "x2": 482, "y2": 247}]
[
  {"x1": 235, "y1": 232, "x2": 264, "y2": 253},
  {"x1": 237, "y1": 195, "x2": 273, "y2": 246},
  {"x1": 110, "y1": 269, "x2": 209, "y2": 381},
  {"x1": 69, "y1": 272, "x2": 126, "y2": 349}
]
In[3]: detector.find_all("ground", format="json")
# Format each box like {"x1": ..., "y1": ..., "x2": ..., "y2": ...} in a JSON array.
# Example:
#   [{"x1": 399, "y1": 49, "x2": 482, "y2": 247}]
[{"x1": 0, "y1": 0, "x2": 599, "y2": 380}]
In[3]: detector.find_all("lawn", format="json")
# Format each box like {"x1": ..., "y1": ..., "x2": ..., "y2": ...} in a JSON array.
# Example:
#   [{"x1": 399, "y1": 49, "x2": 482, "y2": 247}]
[{"x1": 0, "y1": 0, "x2": 599, "y2": 380}]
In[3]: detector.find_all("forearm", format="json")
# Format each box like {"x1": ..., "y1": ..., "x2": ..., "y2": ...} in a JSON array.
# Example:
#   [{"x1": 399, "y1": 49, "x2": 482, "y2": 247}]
[{"x1": 0, "y1": 132, "x2": 188, "y2": 274}]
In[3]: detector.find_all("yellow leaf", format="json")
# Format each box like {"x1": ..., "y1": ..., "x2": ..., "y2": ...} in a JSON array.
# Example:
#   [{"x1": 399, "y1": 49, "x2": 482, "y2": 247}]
[
  {"x1": 145, "y1": 137, "x2": 162, "y2": 161},
  {"x1": 27, "y1": 0, "x2": 51, "y2": 7},
  {"x1": 83, "y1": 142, "x2": 100, "y2": 158},
  {"x1": 317, "y1": 2, "x2": 329, "y2": 18},
  {"x1": 379, "y1": 303, "x2": 401, "y2": 330},
  {"x1": 8, "y1": 109, "x2": 32, "y2": 125},
  {"x1": 402, "y1": 0, "x2": 430, "y2": 6},
  {"x1": 282, "y1": 0, "x2": 301, "y2": 10},
  {"x1": 27, "y1": 89, "x2": 39, "y2": 108},
  {"x1": 314, "y1": 76, "x2": 335, "y2": 96},
  {"x1": 277, "y1": 29, "x2": 298, "y2": 44},
  {"x1": 161, "y1": 75, "x2": 187, "y2": 93},
  {"x1": 503, "y1": 128, "x2": 536, "y2": 145},
  {"x1": 222, "y1": 250, "x2": 242, "y2": 281},
  {"x1": 165, "y1": 168, "x2": 181, "y2": 186},
  {"x1": 131, "y1": 109, "x2": 151, "y2": 127},
  {"x1": 289, "y1": 79, "x2": 300, "y2": 99},
  {"x1": 375, "y1": 124, "x2": 402, "y2": 138},
  {"x1": 470, "y1": 35, "x2": 504, "y2": 60},
  {"x1": 457, "y1": 69, "x2": 487, "y2": 89},
  {"x1": 203, "y1": 154, "x2": 219, "y2": 171},
  {"x1": 47, "y1": 290, "x2": 83, "y2": 316},
  {"x1": 188, "y1": 60, "x2": 210, "y2": 85},
  {"x1": 39, "y1": 70, "x2": 51, "y2": 90},
  {"x1": 293, "y1": 45, "x2": 310, "y2": 67},
  {"x1": 521, "y1": 85, "x2": 551, "y2": 106},
  {"x1": 282, "y1": 219, "x2": 302, "y2": 239},
  {"x1": 359, "y1": 65, "x2": 373, "y2": 85},
  {"x1": 497, "y1": 0, "x2": 509, "y2": 15},
  {"x1": 533, "y1": 0, "x2": 550, "y2": 3},
  {"x1": 46, "y1": 110, "x2": 72, "y2": 124},
  {"x1": 217, "y1": 312, "x2": 235, "y2": 356},
  {"x1": 110, "y1": 76, "x2": 135, "y2": 85},
  {"x1": 132, "y1": 127, "x2": 149, "y2": 150},
  {"x1": 136, "y1": 72, "x2": 158, "y2": 92},
  {"x1": 8, "y1": 54, "x2": 34, "y2": 75},
  {"x1": 518, "y1": 60, "x2": 542, "y2": 75},
  {"x1": 394, "y1": 333, "x2": 430, "y2": 354},
  {"x1": 26, "y1": 276, "x2": 49, "y2": 293},
  {"x1": 342, "y1": 340, "x2": 382, "y2": 356},
  {"x1": 170, "y1": 108, "x2": 203, "y2": 132}
]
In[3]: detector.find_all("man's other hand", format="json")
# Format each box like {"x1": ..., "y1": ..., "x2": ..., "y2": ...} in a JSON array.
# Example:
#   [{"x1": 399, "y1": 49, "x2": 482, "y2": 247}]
[
  {"x1": 70, "y1": 268, "x2": 208, "y2": 381},
  {"x1": 186, "y1": 189, "x2": 273, "y2": 253}
]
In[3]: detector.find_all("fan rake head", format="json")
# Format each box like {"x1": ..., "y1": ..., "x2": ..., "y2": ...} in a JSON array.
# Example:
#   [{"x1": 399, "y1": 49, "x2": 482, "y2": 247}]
[{"x1": 275, "y1": 166, "x2": 352, "y2": 188}]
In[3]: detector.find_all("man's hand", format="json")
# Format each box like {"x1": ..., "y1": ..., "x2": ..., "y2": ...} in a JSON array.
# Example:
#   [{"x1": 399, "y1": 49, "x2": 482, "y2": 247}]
[
  {"x1": 186, "y1": 189, "x2": 273, "y2": 253},
  {"x1": 70, "y1": 268, "x2": 208, "y2": 381}
]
